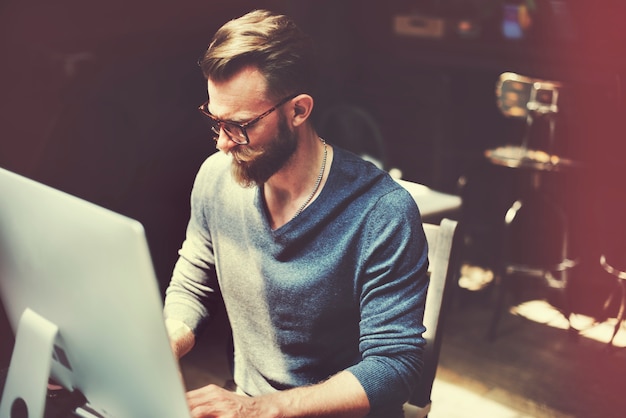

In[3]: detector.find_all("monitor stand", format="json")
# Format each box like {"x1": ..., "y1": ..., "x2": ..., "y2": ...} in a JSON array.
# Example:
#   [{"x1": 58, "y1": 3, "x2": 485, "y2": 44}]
[{"x1": 0, "y1": 308, "x2": 59, "y2": 418}]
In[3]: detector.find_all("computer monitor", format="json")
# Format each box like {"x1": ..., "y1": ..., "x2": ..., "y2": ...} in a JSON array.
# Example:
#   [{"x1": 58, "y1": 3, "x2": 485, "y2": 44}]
[{"x1": 0, "y1": 167, "x2": 191, "y2": 418}]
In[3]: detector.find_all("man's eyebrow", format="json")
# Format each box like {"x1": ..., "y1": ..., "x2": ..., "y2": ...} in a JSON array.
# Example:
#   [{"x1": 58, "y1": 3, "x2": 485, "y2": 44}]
[{"x1": 206, "y1": 101, "x2": 251, "y2": 124}]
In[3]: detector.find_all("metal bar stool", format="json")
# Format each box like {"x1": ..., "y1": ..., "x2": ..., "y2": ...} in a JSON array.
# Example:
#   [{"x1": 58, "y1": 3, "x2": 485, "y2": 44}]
[{"x1": 486, "y1": 72, "x2": 579, "y2": 340}]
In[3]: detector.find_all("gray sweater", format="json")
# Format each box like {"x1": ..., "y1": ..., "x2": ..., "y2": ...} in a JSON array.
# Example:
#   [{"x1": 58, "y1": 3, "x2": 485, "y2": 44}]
[{"x1": 164, "y1": 147, "x2": 428, "y2": 417}]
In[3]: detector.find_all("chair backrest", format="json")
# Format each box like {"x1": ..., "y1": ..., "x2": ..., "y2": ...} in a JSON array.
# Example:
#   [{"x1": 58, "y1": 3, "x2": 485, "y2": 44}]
[{"x1": 404, "y1": 215, "x2": 459, "y2": 417}]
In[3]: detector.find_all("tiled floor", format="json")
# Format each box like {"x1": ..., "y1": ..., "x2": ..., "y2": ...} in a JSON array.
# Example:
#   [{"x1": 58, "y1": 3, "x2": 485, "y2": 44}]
[
  {"x1": 437, "y1": 285, "x2": 626, "y2": 418},
  {"x1": 425, "y1": 367, "x2": 572, "y2": 418}
]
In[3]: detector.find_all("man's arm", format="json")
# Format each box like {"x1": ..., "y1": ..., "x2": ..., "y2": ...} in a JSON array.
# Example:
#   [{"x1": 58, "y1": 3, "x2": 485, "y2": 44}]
[
  {"x1": 186, "y1": 370, "x2": 370, "y2": 418},
  {"x1": 165, "y1": 318, "x2": 196, "y2": 360}
]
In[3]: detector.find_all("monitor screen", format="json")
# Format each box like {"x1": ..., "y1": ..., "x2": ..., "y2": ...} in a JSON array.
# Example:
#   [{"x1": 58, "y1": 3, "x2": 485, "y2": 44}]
[{"x1": 0, "y1": 167, "x2": 190, "y2": 417}]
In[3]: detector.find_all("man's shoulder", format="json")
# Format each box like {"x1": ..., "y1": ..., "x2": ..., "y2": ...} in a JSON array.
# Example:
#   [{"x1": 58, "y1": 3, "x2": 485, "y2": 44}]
[
  {"x1": 332, "y1": 147, "x2": 386, "y2": 185},
  {"x1": 194, "y1": 151, "x2": 232, "y2": 184},
  {"x1": 331, "y1": 147, "x2": 416, "y2": 211},
  {"x1": 190, "y1": 151, "x2": 237, "y2": 199}
]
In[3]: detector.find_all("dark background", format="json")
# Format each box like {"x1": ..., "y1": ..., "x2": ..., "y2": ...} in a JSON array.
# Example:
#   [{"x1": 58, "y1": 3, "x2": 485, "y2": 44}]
[{"x1": 2, "y1": 0, "x2": 626, "y2": 373}]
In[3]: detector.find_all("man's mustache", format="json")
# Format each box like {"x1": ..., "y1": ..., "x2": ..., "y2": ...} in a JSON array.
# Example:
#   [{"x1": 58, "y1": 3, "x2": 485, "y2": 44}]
[{"x1": 231, "y1": 147, "x2": 263, "y2": 163}]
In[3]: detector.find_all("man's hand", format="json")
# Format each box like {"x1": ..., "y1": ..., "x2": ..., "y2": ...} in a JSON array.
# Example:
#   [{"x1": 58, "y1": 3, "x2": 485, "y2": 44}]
[
  {"x1": 186, "y1": 384, "x2": 280, "y2": 418},
  {"x1": 185, "y1": 371, "x2": 369, "y2": 418}
]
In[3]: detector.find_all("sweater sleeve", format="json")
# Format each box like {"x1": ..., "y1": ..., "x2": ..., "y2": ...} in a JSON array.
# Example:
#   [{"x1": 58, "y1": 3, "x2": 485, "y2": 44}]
[
  {"x1": 163, "y1": 159, "x2": 220, "y2": 334},
  {"x1": 346, "y1": 187, "x2": 429, "y2": 414}
]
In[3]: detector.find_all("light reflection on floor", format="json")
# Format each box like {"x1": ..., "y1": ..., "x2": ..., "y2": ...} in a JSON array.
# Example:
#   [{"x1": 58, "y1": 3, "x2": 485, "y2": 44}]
[
  {"x1": 510, "y1": 299, "x2": 626, "y2": 347},
  {"x1": 422, "y1": 364, "x2": 574, "y2": 418},
  {"x1": 427, "y1": 378, "x2": 568, "y2": 418}
]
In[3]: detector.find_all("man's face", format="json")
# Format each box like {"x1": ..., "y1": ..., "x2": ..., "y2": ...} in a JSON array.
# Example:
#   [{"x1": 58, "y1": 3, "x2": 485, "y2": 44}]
[
  {"x1": 206, "y1": 67, "x2": 298, "y2": 187},
  {"x1": 229, "y1": 113, "x2": 298, "y2": 187}
]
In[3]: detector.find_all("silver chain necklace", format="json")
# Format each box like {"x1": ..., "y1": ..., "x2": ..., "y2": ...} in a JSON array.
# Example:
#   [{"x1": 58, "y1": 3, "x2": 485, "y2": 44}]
[{"x1": 292, "y1": 137, "x2": 327, "y2": 219}]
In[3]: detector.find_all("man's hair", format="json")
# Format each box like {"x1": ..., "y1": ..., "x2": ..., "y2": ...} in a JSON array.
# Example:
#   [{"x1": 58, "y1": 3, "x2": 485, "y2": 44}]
[{"x1": 199, "y1": 9, "x2": 317, "y2": 100}]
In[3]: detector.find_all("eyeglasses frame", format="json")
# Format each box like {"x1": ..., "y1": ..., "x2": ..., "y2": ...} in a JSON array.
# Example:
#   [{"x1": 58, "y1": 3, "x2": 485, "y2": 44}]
[{"x1": 198, "y1": 93, "x2": 299, "y2": 145}]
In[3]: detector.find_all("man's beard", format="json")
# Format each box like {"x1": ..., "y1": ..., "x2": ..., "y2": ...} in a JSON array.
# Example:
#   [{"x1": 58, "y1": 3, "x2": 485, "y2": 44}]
[{"x1": 230, "y1": 116, "x2": 298, "y2": 187}]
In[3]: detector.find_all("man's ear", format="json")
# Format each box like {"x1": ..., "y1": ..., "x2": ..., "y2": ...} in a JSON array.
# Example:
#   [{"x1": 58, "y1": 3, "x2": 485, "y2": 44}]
[{"x1": 291, "y1": 94, "x2": 314, "y2": 127}]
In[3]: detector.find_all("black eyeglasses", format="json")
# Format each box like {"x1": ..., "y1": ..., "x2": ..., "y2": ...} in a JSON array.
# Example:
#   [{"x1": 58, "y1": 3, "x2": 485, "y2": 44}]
[{"x1": 198, "y1": 93, "x2": 298, "y2": 145}]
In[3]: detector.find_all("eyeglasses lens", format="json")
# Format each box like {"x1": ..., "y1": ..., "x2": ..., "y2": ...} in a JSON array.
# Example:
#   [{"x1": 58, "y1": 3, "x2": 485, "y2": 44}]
[{"x1": 210, "y1": 121, "x2": 247, "y2": 144}]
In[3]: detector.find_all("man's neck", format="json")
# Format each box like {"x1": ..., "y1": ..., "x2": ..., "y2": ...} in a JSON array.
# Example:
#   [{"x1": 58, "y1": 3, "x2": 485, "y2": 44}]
[{"x1": 263, "y1": 132, "x2": 332, "y2": 229}]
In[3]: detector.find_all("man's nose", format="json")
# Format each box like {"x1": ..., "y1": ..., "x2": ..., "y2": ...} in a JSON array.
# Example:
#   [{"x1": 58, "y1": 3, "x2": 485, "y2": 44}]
[{"x1": 215, "y1": 128, "x2": 239, "y2": 153}]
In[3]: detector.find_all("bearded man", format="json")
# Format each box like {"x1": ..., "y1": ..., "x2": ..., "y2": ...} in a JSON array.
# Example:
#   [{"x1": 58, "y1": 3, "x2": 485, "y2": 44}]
[{"x1": 164, "y1": 9, "x2": 429, "y2": 418}]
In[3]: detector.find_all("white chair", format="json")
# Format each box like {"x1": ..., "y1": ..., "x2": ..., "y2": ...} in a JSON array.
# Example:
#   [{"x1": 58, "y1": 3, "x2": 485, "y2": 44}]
[
  {"x1": 400, "y1": 214, "x2": 459, "y2": 418},
  {"x1": 394, "y1": 178, "x2": 461, "y2": 223}
]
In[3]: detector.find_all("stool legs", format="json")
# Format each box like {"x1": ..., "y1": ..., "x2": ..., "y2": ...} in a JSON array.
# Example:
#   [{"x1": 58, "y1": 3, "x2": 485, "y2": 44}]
[
  {"x1": 600, "y1": 255, "x2": 626, "y2": 348},
  {"x1": 487, "y1": 196, "x2": 576, "y2": 341}
]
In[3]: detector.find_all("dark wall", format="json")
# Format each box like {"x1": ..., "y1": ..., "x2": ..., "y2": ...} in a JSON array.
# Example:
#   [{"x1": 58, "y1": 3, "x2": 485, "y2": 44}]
[
  {"x1": 0, "y1": 0, "x2": 287, "y2": 284},
  {"x1": 0, "y1": 0, "x2": 284, "y2": 369},
  {"x1": 1, "y1": 0, "x2": 625, "y2": 365}
]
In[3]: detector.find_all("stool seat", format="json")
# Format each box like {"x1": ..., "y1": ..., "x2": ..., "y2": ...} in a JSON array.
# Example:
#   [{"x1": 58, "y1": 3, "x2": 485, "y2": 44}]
[{"x1": 485, "y1": 145, "x2": 579, "y2": 172}]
